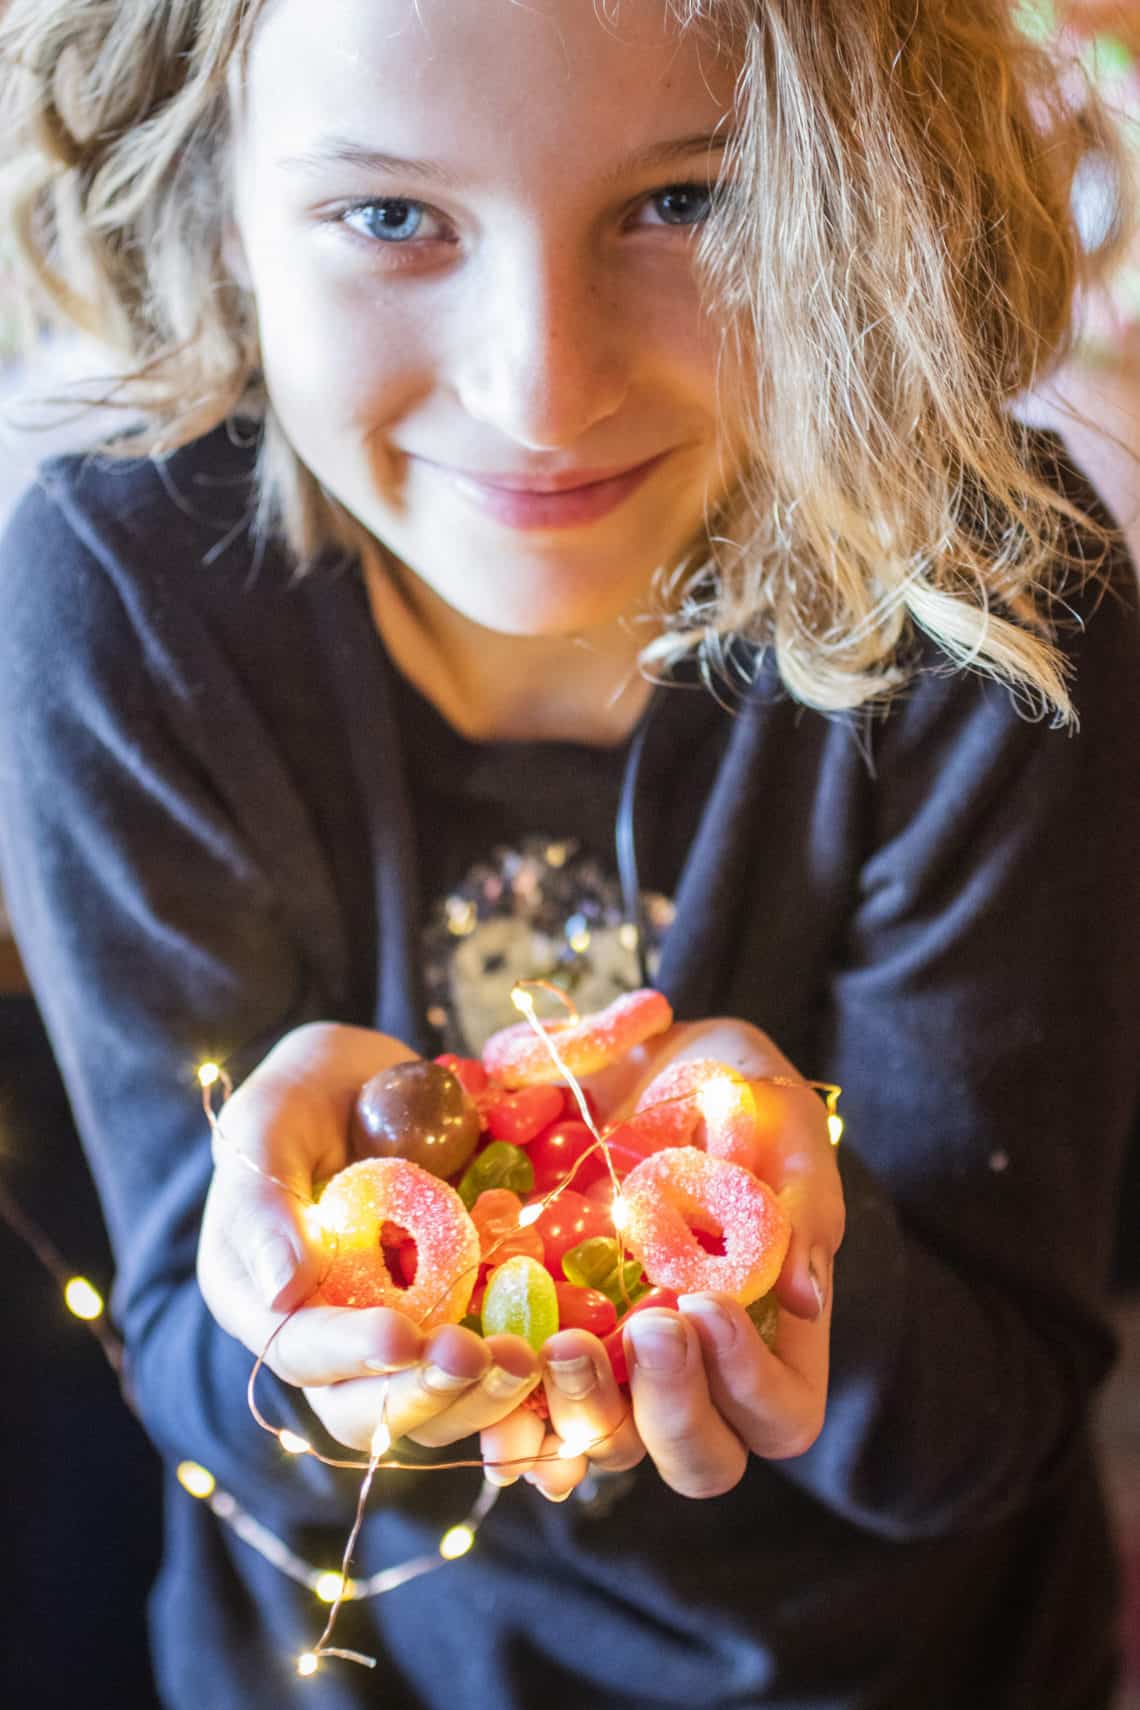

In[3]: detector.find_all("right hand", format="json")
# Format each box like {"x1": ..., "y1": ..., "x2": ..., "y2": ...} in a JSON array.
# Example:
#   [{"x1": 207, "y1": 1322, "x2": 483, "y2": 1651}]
[{"x1": 196, "y1": 1022, "x2": 542, "y2": 1454}]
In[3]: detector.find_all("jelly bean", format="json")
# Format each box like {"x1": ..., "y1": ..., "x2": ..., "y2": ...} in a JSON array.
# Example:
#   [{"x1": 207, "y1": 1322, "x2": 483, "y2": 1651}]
[
  {"x1": 470, "y1": 1189, "x2": 545, "y2": 1269},
  {"x1": 354, "y1": 1060, "x2": 482, "y2": 1180},
  {"x1": 533, "y1": 1191, "x2": 613, "y2": 1276},
  {"x1": 603, "y1": 1287, "x2": 680, "y2": 1386},
  {"x1": 433, "y1": 1053, "x2": 488, "y2": 1097},
  {"x1": 561, "y1": 1235, "x2": 645, "y2": 1309},
  {"x1": 457, "y1": 1140, "x2": 534, "y2": 1209},
  {"x1": 553, "y1": 1281, "x2": 618, "y2": 1338},
  {"x1": 483, "y1": 1085, "x2": 564, "y2": 1147},
  {"x1": 482, "y1": 988, "x2": 674, "y2": 1088},
  {"x1": 481, "y1": 1254, "x2": 560, "y2": 1353},
  {"x1": 528, "y1": 1119, "x2": 599, "y2": 1195}
]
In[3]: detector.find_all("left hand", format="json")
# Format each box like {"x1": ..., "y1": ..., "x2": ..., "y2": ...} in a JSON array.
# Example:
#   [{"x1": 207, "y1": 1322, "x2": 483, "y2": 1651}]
[{"x1": 480, "y1": 1017, "x2": 846, "y2": 1498}]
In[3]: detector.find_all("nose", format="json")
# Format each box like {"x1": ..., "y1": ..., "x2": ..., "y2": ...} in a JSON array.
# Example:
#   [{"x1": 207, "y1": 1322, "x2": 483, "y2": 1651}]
[{"x1": 452, "y1": 237, "x2": 631, "y2": 449}]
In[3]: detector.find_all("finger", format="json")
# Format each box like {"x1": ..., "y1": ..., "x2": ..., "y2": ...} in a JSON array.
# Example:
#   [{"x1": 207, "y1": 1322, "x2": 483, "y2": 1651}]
[
  {"x1": 541, "y1": 1329, "x2": 644, "y2": 1473},
  {"x1": 480, "y1": 1399, "x2": 547, "y2": 1488},
  {"x1": 678, "y1": 1290, "x2": 830, "y2": 1460},
  {"x1": 303, "y1": 1324, "x2": 493, "y2": 1453},
  {"x1": 258, "y1": 1304, "x2": 424, "y2": 1388},
  {"x1": 525, "y1": 1429, "x2": 587, "y2": 1502},
  {"x1": 406, "y1": 1334, "x2": 542, "y2": 1448},
  {"x1": 623, "y1": 1309, "x2": 748, "y2": 1498}
]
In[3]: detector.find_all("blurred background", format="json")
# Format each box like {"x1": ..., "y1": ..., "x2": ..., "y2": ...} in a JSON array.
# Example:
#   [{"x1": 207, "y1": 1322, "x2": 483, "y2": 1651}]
[{"x1": 0, "y1": 2, "x2": 1137, "y2": 1706}]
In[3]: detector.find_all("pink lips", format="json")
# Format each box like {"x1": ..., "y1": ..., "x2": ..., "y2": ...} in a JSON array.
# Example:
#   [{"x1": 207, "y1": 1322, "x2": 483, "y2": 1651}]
[{"x1": 430, "y1": 453, "x2": 670, "y2": 530}]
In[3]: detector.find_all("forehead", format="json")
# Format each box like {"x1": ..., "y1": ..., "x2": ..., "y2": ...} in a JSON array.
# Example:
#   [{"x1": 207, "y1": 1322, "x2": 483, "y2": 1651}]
[{"x1": 238, "y1": 0, "x2": 738, "y2": 177}]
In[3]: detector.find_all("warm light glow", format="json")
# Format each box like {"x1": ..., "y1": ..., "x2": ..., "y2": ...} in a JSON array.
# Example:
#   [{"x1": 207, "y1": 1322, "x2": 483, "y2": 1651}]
[
  {"x1": 610, "y1": 1196, "x2": 629, "y2": 1232},
  {"x1": 315, "y1": 1572, "x2": 347, "y2": 1603},
  {"x1": 370, "y1": 1420, "x2": 392, "y2": 1458},
  {"x1": 297, "y1": 1653, "x2": 320, "y2": 1677},
  {"x1": 517, "y1": 1203, "x2": 543, "y2": 1228},
  {"x1": 696, "y1": 1075, "x2": 741, "y2": 1129},
  {"x1": 511, "y1": 988, "x2": 536, "y2": 1019},
  {"x1": 618, "y1": 922, "x2": 639, "y2": 951},
  {"x1": 279, "y1": 1430, "x2": 311, "y2": 1456},
  {"x1": 439, "y1": 1524, "x2": 475, "y2": 1559},
  {"x1": 302, "y1": 1201, "x2": 326, "y2": 1240},
  {"x1": 197, "y1": 1062, "x2": 221, "y2": 1088},
  {"x1": 567, "y1": 925, "x2": 591, "y2": 954},
  {"x1": 827, "y1": 1113, "x2": 844, "y2": 1146},
  {"x1": 176, "y1": 1460, "x2": 216, "y2": 1500},
  {"x1": 557, "y1": 1426, "x2": 597, "y2": 1460},
  {"x1": 64, "y1": 1276, "x2": 104, "y2": 1320}
]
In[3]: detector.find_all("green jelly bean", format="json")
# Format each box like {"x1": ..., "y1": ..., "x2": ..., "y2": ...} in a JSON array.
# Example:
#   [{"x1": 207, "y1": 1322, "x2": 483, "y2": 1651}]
[
  {"x1": 562, "y1": 1236, "x2": 645, "y2": 1309},
  {"x1": 481, "y1": 1255, "x2": 559, "y2": 1353},
  {"x1": 746, "y1": 1290, "x2": 779, "y2": 1351},
  {"x1": 457, "y1": 1141, "x2": 534, "y2": 1210}
]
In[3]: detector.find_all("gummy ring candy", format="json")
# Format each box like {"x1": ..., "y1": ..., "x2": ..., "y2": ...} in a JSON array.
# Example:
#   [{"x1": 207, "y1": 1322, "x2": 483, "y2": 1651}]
[
  {"x1": 482, "y1": 988, "x2": 673, "y2": 1089},
  {"x1": 621, "y1": 1145, "x2": 791, "y2": 1306},
  {"x1": 313, "y1": 1157, "x2": 482, "y2": 1327},
  {"x1": 631, "y1": 1059, "x2": 764, "y2": 1174}
]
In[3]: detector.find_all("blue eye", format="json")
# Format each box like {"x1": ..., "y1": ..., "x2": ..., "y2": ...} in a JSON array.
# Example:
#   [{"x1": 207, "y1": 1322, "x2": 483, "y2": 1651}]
[{"x1": 336, "y1": 181, "x2": 720, "y2": 249}]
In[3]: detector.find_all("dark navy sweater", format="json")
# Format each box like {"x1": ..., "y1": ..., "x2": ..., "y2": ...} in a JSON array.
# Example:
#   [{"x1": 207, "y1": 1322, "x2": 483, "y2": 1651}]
[{"x1": 0, "y1": 421, "x2": 1137, "y2": 1710}]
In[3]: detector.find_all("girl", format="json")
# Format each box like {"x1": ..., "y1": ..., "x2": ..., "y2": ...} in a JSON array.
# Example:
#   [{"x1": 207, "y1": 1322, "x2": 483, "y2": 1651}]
[{"x1": 1, "y1": 1, "x2": 1138, "y2": 1706}]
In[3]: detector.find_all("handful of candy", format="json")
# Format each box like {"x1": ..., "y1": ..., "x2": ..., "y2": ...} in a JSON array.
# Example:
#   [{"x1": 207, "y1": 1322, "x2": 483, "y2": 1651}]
[{"x1": 311, "y1": 988, "x2": 791, "y2": 1401}]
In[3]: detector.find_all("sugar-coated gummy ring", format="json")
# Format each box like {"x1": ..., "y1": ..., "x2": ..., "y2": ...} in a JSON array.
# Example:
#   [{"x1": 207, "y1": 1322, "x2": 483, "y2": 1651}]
[
  {"x1": 481, "y1": 988, "x2": 674, "y2": 1088},
  {"x1": 314, "y1": 1157, "x2": 482, "y2": 1327},
  {"x1": 621, "y1": 1145, "x2": 791, "y2": 1306},
  {"x1": 632, "y1": 1059, "x2": 763, "y2": 1173}
]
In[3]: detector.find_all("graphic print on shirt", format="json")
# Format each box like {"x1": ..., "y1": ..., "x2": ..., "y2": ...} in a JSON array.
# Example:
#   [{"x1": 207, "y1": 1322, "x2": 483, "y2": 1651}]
[{"x1": 421, "y1": 834, "x2": 675, "y2": 1058}]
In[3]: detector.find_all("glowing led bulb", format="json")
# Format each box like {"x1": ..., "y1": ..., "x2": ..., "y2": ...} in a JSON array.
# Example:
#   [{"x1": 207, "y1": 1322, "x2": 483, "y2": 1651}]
[
  {"x1": 302, "y1": 1201, "x2": 326, "y2": 1240},
  {"x1": 517, "y1": 1203, "x2": 543, "y2": 1228},
  {"x1": 511, "y1": 987, "x2": 536, "y2": 1019},
  {"x1": 315, "y1": 1572, "x2": 346, "y2": 1603},
  {"x1": 197, "y1": 1062, "x2": 221, "y2": 1088},
  {"x1": 610, "y1": 1196, "x2": 629, "y2": 1232},
  {"x1": 370, "y1": 1419, "x2": 392, "y2": 1458},
  {"x1": 279, "y1": 1430, "x2": 311, "y2": 1456},
  {"x1": 297, "y1": 1652, "x2": 320, "y2": 1677},
  {"x1": 439, "y1": 1524, "x2": 475, "y2": 1559},
  {"x1": 827, "y1": 1113, "x2": 844, "y2": 1146},
  {"x1": 176, "y1": 1461, "x2": 216, "y2": 1500},
  {"x1": 557, "y1": 1426, "x2": 596, "y2": 1460},
  {"x1": 64, "y1": 1276, "x2": 104, "y2": 1320}
]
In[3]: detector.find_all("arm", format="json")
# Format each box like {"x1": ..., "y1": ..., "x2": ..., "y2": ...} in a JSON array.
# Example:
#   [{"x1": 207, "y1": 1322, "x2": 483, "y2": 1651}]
[
  {"x1": 781, "y1": 520, "x2": 1140, "y2": 1539},
  {"x1": 0, "y1": 476, "x2": 376, "y2": 1524}
]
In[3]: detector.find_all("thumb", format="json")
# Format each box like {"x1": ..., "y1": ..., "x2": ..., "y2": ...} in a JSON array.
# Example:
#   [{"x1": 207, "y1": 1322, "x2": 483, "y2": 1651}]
[{"x1": 241, "y1": 1176, "x2": 327, "y2": 1311}]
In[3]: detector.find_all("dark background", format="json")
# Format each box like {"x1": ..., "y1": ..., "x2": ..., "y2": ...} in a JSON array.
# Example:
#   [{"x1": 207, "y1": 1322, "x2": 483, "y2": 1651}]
[{"x1": 1, "y1": 982, "x2": 1137, "y2": 1710}]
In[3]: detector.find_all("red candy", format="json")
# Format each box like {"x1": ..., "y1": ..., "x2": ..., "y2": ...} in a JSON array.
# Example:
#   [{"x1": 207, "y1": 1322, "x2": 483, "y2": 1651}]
[
  {"x1": 602, "y1": 1287, "x2": 680, "y2": 1386},
  {"x1": 527, "y1": 1119, "x2": 599, "y2": 1195},
  {"x1": 482, "y1": 1084, "x2": 564, "y2": 1147},
  {"x1": 553, "y1": 1281, "x2": 618, "y2": 1338},
  {"x1": 481, "y1": 988, "x2": 674, "y2": 1088},
  {"x1": 621, "y1": 1146, "x2": 791, "y2": 1306},
  {"x1": 433, "y1": 1054, "x2": 488, "y2": 1097},
  {"x1": 314, "y1": 1157, "x2": 481, "y2": 1327},
  {"x1": 531, "y1": 1190, "x2": 613, "y2": 1277},
  {"x1": 632, "y1": 1060, "x2": 765, "y2": 1174}
]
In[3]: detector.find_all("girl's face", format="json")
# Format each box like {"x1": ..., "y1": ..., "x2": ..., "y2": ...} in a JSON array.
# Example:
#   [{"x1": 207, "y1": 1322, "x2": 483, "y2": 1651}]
[{"x1": 229, "y1": 0, "x2": 746, "y2": 638}]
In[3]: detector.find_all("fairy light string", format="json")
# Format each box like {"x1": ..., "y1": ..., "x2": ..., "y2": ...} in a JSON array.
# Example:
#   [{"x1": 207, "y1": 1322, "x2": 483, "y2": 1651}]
[{"x1": 2, "y1": 996, "x2": 842, "y2": 1683}]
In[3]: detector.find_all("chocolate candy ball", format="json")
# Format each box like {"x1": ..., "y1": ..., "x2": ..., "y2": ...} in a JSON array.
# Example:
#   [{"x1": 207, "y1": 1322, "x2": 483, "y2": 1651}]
[{"x1": 352, "y1": 1060, "x2": 482, "y2": 1180}]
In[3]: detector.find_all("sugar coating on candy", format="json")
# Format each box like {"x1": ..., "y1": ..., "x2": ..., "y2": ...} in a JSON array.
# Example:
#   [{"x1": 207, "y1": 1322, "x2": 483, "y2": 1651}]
[
  {"x1": 481, "y1": 1253, "x2": 559, "y2": 1352},
  {"x1": 482, "y1": 988, "x2": 673, "y2": 1088},
  {"x1": 622, "y1": 1146, "x2": 791, "y2": 1305},
  {"x1": 634, "y1": 1060, "x2": 763, "y2": 1172},
  {"x1": 315, "y1": 1157, "x2": 481, "y2": 1327}
]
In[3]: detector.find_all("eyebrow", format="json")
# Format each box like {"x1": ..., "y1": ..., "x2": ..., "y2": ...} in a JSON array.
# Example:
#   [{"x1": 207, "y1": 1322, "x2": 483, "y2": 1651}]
[{"x1": 275, "y1": 130, "x2": 733, "y2": 189}]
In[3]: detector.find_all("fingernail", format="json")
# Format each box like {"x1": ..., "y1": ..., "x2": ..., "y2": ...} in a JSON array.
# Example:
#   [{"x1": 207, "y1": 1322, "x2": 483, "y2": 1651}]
[
  {"x1": 546, "y1": 1356, "x2": 597, "y2": 1400},
  {"x1": 677, "y1": 1296, "x2": 736, "y2": 1350},
  {"x1": 365, "y1": 1356, "x2": 412, "y2": 1373},
  {"x1": 483, "y1": 1467, "x2": 519, "y2": 1488},
  {"x1": 252, "y1": 1235, "x2": 298, "y2": 1306},
  {"x1": 423, "y1": 1363, "x2": 478, "y2": 1393},
  {"x1": 481, "y1": 1366, "x2": 531, "y2": 1401},
  {"x1": 625, "y1": 1315, "x2": 686, "y2": 1374},
  {"x1": 808, "y1": 1246, "x2": 828, "y2": 1318}
]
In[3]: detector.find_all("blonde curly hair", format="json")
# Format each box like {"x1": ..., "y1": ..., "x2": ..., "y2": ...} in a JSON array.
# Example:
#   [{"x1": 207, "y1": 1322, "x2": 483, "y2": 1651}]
[{"x1": 0, "y1": 0, "x2": 1135, "y2": 724}]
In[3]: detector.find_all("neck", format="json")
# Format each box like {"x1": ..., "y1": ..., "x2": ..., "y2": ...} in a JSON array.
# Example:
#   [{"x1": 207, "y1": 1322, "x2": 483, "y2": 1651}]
[{"x1": 360, "y1": 544, "x2": 660, "y2": 747}]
